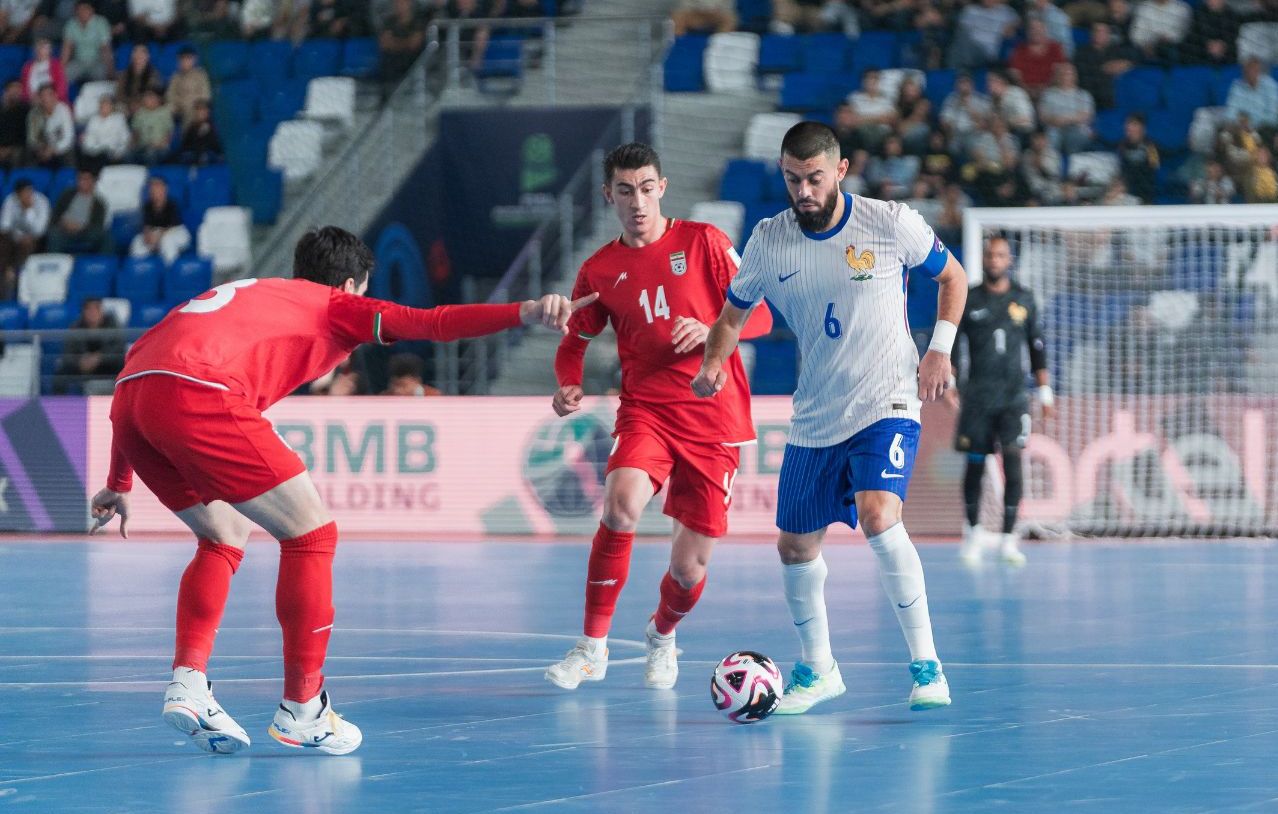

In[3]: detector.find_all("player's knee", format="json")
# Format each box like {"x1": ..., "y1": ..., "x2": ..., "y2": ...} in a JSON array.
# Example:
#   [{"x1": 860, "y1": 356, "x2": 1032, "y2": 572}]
[
  {"x1": 859, "y1": 503, "x2": 903, "y2": 537},
  {"x1": 777, "y1": 533, "x2": 820, "y2": 564},
  {"x1": 669, "y1": 558, "x2": 706, "y2": 589},
  {"x1": 601, "y1": 494, "x2": 645, "y2": 531}
]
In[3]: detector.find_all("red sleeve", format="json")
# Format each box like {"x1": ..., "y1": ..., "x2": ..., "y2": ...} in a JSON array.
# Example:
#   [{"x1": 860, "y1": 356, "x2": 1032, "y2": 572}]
[
  {"x1": 564, "y1": 264, "x2": 606, "y2": 340},
  {"x1": 704, "y1": 226, "x2": 773, "y2": 339},
  {"x1": 326, "y1": 290, "x2": 522, "y2": 349},
  {"x1": 554, "y1": 334, "x2": 588, "y2": 387},
  {"x1": 106, "y1": 434, "x2": 133, "y2": 493}
]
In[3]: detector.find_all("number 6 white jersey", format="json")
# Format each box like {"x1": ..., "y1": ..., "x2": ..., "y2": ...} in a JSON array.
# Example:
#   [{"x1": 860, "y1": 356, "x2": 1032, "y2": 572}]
[{"x1": 727, "y1": 193, "x2": 950, "y2": 448}]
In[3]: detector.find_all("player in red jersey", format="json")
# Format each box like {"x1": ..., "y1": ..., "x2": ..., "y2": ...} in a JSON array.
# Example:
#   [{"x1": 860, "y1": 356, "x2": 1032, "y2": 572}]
[
  {"x1": 544, "y1": 143, "x2": 772, "y2": 690},
  {"x1": 89, "y1": 226, "x2": 594, "y2": 755}
]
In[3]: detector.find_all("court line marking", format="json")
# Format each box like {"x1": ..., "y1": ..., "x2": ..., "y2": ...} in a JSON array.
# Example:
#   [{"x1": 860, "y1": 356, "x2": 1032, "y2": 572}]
[
  {"x1": 0, "y1": 756, "x2": 192, "y2": 786},
  {"x1": 481, "y1": 765, "x2": 775, "y2": 812}
]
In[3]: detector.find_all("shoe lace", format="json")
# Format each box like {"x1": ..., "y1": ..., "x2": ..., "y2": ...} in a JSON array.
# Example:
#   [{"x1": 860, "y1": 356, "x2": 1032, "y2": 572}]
[
  {"x1": 910, "y1": 660, "x2": 941, "y2": 686},
  {"x1": 648, "y1": 643, "x2": 676, "y2": 672},
  {"x1": 563, "y1": 643, "x2": 595, "y2": 667},
  {"x1": 786, "y1": 662, "x2": 818, "y2": 692}
]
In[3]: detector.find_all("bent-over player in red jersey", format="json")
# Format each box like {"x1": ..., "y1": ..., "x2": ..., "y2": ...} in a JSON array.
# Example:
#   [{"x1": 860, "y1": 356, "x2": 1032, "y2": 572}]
[
  {"x1": 545, "y1": 144, "x2": 772, "y2": 690},
  {"x1": 89, "y1": 226, "x2": 594, "y2": 755}
]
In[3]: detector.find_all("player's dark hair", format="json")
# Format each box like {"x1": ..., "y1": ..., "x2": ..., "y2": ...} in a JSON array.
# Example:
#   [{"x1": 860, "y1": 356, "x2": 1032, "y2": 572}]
[
  {"x1": 603, "y1": 142, "x2": 661, "y2": 184},
  {"x1": 780, "y1": 121, "x2": 841, "y2": 162},
  {"x1": 293, "y1": 226, "x2": 375, "y2": 289}
]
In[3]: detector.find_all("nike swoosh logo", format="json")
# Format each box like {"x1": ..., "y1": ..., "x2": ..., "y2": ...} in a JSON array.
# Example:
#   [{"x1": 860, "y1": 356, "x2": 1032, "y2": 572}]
[
  {"x1": 880, "y1": 470, "x2": 905, "y2": 479},
  {"x1": 897, "y1": 595, "x2": 922, "y2": 609},
  {"x1": 794, "y1": 617, "x2": 815, "y2": 627},
  {"x1": 778, "y1": 270, "x2": 801, "y2": 282}
]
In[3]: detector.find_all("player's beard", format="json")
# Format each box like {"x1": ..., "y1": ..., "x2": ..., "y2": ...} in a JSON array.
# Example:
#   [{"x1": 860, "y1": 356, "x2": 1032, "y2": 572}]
[{"x1": 790, "y1": 187, "x2": 840, "y2": 233}]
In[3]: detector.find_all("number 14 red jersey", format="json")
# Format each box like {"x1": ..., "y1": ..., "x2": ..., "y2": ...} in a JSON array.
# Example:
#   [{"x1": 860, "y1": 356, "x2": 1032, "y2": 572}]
[{"x1": 561, "y1": 219, "x2": 770, "y2": 444}]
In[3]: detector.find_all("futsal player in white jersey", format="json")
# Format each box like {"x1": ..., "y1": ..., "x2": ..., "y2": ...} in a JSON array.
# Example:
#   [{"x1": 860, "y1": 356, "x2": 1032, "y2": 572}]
[{"x1": 693, "y1": 122, "x2": 968, "y2": 712}]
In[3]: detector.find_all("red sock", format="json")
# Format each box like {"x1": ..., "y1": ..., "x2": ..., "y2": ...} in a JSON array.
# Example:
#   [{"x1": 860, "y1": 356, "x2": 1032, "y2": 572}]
[
  {"x1": 583, "y1": 522, "x2": 634, "y2": 638},
  {"x1": 653, "y1": 571, "x2": 706, "y2": 635},
  {"x1": 277, "y1": 522, "x2": 337, "y2": 703},
  {"x1": 173, "y1": 540, "x2": 244, "y2": 672}
]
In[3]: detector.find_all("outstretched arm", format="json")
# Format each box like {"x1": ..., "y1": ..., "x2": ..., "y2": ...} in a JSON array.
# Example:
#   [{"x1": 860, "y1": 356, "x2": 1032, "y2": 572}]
[
  {"x1": 918, "y1": 254, "x2": 967, "y2": 402},
  {"x1": 329, "y1": 291, "x2": 598, "y2": 346},
  {"x1": 692, "y1": 300, "x2": 752, "y2": 397}
]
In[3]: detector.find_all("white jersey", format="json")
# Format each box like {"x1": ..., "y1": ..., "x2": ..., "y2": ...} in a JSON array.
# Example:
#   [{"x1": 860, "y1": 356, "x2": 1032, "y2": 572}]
[{"x1": 727, "y1": 193, "x2": 950, "y2": 447}]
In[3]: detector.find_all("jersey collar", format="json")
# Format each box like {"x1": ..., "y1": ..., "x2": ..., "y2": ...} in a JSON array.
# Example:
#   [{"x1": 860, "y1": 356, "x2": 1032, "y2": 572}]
[{"x1": 800, "y1": 193, "x2": 853, "y2": 241}]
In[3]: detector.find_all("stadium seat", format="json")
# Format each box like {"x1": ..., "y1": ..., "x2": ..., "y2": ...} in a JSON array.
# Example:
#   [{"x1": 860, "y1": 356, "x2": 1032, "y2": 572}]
[
  {"x1": 0, "y1": 343, "x2": 36, "y2": 396},
  {"x1": 1164, "y1": 66, "x2": 1214, "y2": 112},
  {"x1": 1189, "y1": 106, "x2": 1229, "y2": 153},
  {"x1": 205, "y1": 40, "x2": 250, "y2": 81},
  {"x1": 148, "y1": 165, "x2": 191, "y2": 206},
  {"x1": 249, "y1": 39, "x2": 294, "y2": 78},
  {"x1": 293, "y1": 39, "x2": 342, "y2": 79},
  {"x1": 800, "y1": 33, "x2": 849, "y2": 74},
  {"x1": 0, "y1": 301, "x2": 25, "y2": 329},
  {"x1": 30, "y1": 301, "x2": 75, "y2": 330},
  {"x1": 851, "y1": 31, "x2": 898, "y2": 71},
  {"x1": 744, "y1": 112, "x2": 800, "y2": 161},
  {"x1": 736, "y1": 0, "x2": 772, "y2": 32},
  {"x1": 923, "y1": 68, "x2": 956, "y2": 110},
  {"x1": 111, "y1": 211, "x2": 143, "y2": 250},
  {"x1": 779, "y1": 72, "x2": 836, "y2": 112},
  {"x1": 8, "y1": 167, "x2": 51, "y2": 196},
  {"x1": 1146, "y1": 109, "x2": 1191, "y2": 152},
  {"x1": 267, "y1": 120, "x2": 324, "y2": 182},
  {"x1": 303, "y1": 76, "x2": 356, "y2": 129},
  {"x1": 878, "y1": 68, "x2": 925, "y2": 102},
  {"x1": 748, "y1": 337, "x2": 798, "y2": 394},
  {"x1": 664, "y1": 35, "x2": 708, "y2": 92},
  {"x1": 742, "y1": 201, "x2": 786, "y2": 244},
  {"x1": 129, "y1": 302, "x2": 169, "y2": 328},
  {"x1": 341, "y1": 38, "x2": 380, "y2": 78},
  {"x1": 0, "y1": 45, "x2": 25, "y2": 85},
  {"x1": 47, "y1": 167, "x2": 77, "y2": 201},
  {"x1": 17, "y1": 254, "x2": 72, "y2": 315},
  {"x1": 189, "y1": 164, "x2": 234, "y2": 212},
  {"x1": 258, "y1": 80, "x2": 309, "y2": 127},
  {"x1": 165, "y1": 256, "x2": 213, "y2": 304},
  {"x1": 237, "y1": 168, "x2": 283, "y2": 225},
  {"x1": 97, "y1": 165, "x2": 148, "y2": 215},
  {"x1": 1066, "y1": 151, "x2": 1120, "y2": 187},
  {"x1": 196, "y1": 206, "x2": 252, "y2": 276},
  {"x1": 73, "y1": 80, "x2": 117, "y2": 125},
  {"x1": 100, "y1": 296, "x2": 131, "y2": 328},
  {"x1": 1237, "y1": 22, "x2": 1278, "y2": 63},
  {"x1": 690, "y1": 200, "x2": 745, "y2": 247},
  {"x1": 719, "y1": 159, "x2": 769, "y2": 204},
  {"x1": 154, "y1": 42, "x2": 191, "y2": 78},
  {"x1": 68, "y1": 256, "x2": 118, "y2": 304},
  {"x1": 704, "y1": 32, "x2": 760, "y2": 93},
  {"x1": 1114, "y1": 68, "x2": 1164, "y2": 112},
  {"x1": 1095, "y1": 109, "x2": 1126, "y2": 145},
  {"x1": 117, "y1": 255, "x2": 164, "y2": 302},
  {"x1": 757, "y1": 35, "x2": 802, "y2": 75},
  {"x1": 1212, "y1": 65, "x2": 1242, "y2": 105},
  {"x1": 475, "y1": 37, "x2": 524, "y2": 86}
]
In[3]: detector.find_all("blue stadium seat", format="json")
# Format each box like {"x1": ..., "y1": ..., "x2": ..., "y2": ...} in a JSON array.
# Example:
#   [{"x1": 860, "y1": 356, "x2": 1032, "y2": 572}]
[
  {"x1": 129, "y1": 302, "x2": 169, "y2": 328},
  {"x1": 1212, "y1": 64, "x2": 1242, "y2": 104},
  {"x1": 800, "y1": 34, "x2": 850, "y2": 74},
  {"x1": 1165, "y1": 66, "x2": 1214, "y2": 111},
  {"x1": 206, "y1": 41, "x2": 250, "y2": 81},
  {"x1": 743, "y1": 202, "x2": 786, "y2": 245},
  {"x1": 1095, "y1": 109, "x2": 1126, "y2": 145},
  {"x1": 757, "y1": 35, "x2": 802, "y2": 74},
  {"x1": 212, "y1": 80, "x2": 257, "y2": 134},
  {"x1": 748, "y1": 337, "x2": 798, "y2": 395},
  {"x1": 719, "y1": 159, "x2": 769, "y2": 204},
  {"x1": 257, "y1": 80, "x2": 309, "y2": 126},
  {"x1": 293, "y1": 39, "x2": 342, "y2": 79},
  {"x1": 117, "y1": 256, "x2": 164, "y2": 302},
  {"x1": 736, "y1": 0, "x2": 773, "y2": 32},
  {"x1": 8, "y1": 167, "x2": 51, "y2": 196},
  {"x1": 237, "y1": 168, "x2": 283, "y2": 225},
  {"x1": 664, "y1": 35, "x2": 708, "y2": 92},
  {"x1": 48, "y1": 166, "x2": 77, "y2": 201},
  {"x1": 165, "y1": 256, "x2": 213, "y2": 304},
  {"x1": 148, "y1": 165, "x2": 191, "y2": 206},
  {"x1": 111, "y1": 212, "x2": 142, "y2": 251},
  {"x1": 341, "y1": 38, "x2": 380, "y2": 78},
  {"x1": 475, "y1": 37, "x2": 524, "y2": 80},
  {"x1": 923, "y1": 68, "x2": 956, "y2": 110},
  {"x1": 31, "y1": 302, "x2": 75, "y2": 331},
  {"x1": 250, "y1": 39, "x2": 294, "y2": 78},
  {"x1": 1115, "y1": 68, "x2": 1164, "y2": 112},
  {"x1": 1146, "y1": 109, "x2": 1191, "y2": 152},
  {"x1": 68, "y1": 256, "x2": 118, "y2": 303},
  {"x1": 1155, "y1": 152, "x2": 1189, "y2": 195},
  {"x1": 764, "y1": 164, "x2": 789, "y2": 201},
  {"x1": 155, "y1": 42, "x2": 192, "y2": 78},
  {"x1": 0, "y1": 45, "x2": 26, "y2": 84},
  {"x1": 780, "y1": 72, "x2": 837, "y2": 112},
  {"x1": 850, "y1": 31, "x2": 898, "y2": 71},
  {"x1": 189, "y1": 165, "x2": 233, "y2": 215},
  {"x1": 0, "y1": 302, "x2": 25, "y2": 329},
  {"x1": 1169, "y1": 243, "x2": 1222, "y2": 291}
]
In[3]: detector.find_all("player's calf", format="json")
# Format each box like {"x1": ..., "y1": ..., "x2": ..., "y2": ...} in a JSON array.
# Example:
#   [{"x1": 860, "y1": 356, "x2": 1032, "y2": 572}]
[{"x1": 162, "y1": 667, "x2": 251, "y2": 754}]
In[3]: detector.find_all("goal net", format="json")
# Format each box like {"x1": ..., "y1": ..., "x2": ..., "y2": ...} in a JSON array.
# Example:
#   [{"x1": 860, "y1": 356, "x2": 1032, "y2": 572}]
[{"x1": 961, "y1": 204, "x2": 1278, "y2": 538}]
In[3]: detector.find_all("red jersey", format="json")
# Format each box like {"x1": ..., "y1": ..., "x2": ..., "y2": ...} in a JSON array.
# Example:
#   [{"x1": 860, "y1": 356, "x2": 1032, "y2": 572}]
[
  {"x1": 556, "y1": 219, "x2": 771, "y2": 444},
  {"x1": 119, "y1": 278, "x2": 522, "y2": 411}
]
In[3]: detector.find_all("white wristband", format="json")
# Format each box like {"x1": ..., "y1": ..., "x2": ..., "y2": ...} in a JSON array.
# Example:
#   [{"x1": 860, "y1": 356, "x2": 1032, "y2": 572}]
[
  {"x1": 1037, "y1": 384, "x2": 1054, "y2": 407},
  {"x1": 928, "y1": 320, "x2": 957, "y2": 355}
]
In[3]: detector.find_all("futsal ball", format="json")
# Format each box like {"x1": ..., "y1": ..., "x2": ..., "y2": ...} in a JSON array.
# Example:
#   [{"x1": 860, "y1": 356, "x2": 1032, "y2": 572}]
[{"x1": 711, "y1": 651, "x2": 783, "y2": 723}]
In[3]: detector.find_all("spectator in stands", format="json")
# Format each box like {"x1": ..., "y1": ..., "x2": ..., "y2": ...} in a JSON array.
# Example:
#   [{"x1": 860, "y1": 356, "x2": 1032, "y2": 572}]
[
  {"x1": 79, "y1": 94, "x2": 131, "y2": 171},
  {"x1": 840, "y1": 147, "x2": 869, "y2": 195},
  {"x1": 56, "y1": 298, "x2": 125, "y2": 394},
  {"x1": 1227, "y1": 58, "x2": 1278, "y2": 138},
  {"x1": 383, "y1": 353, "x2": 442, "y2": 396},
  {"x1": 935, "y1": 182, "x2": 970, "y2": 245},
  {"x1": 0, "y1": 0, "x2": 41, "y2": 44},
  {"x1": 185, "y1": 0, "x2": 238, "y2": 40},
  {"x1": 0, "y1": 80, "x2": 29, "y2": 168},
  {"x1": 1009, "y1": 18, "x2": 1068, "y2": 94},
  {"x1": 1100, "y1": 176, "x2": 1141, "y2": 205},
  {"x1": 242, "y1": 0, "x2": 310, "y2": 41},
  {"x1": 379, "y1": 0, "x2": 428, "y2": 85},
  {"x1": 866, "y1": 134, "x2": 920, "y2": 199},
  {"x1": 505, "y1": 0, "x2": 546, "y2": 19},
  {"x1": 48, "y1": 167, "x2": 111, "y2": 254},
  {"x1": 130, "y1": 87, "x2": 174, "y2": 165},
  {"x1": 1186, "y1": 0, "x2": 1239, "y2": 66},
  {"x1": 21, "y1": 38, "x2": 67, "y2": 103},
  {"x1": 309, "y1": 0, "x2": 360, "y2": 37},
  {"x1": 1075, "y1": 21, "x2": 1133, "y2": 110},
  {"x1": 921, "y1": 129, "x2": 958, "y2": 186},
  {"x1": 96, "y1": 0, "x2": 131, "y2": 43},
  {"x1": 965, "y1": 113, "x2": 1023, "y2": 203},
  {"x1": 175, "y1": 98, "x2": 222, "y2": 164},
  {"x1": 1245, "y1": 147, "x2": 1278, "y2": 203},
  {"x1": 832, "y1": 102, "x2": 865, "y2": 157},
  {"x1": 1038, "y1": 62, "x2": 1094, "y2": 155},
  {"x1": 165, "y1": 46, "x2": 210, "y2": 128},
  {"x1": 1118, "y1": 112, "x2": 1159, "y2": 202},
  {"x1": 987, "y1": 69, "x2": 1036, "y2": 135},
  {"x1": 1027, "y1": 0, "x2": 1074, "y2": 57},
  {"x1": 0, "y1": 179, "x2": 49, "y2": 300},
  {"x1": 671, "y1": 0, "x2": 737, "y2": 35},
  {"x1": 949, "y1": 0, "x2": 1019, "y2": 69},
  {"x1": 1101, "y1": 0, "x2": 1133, "y2": 43},
  {"x1": 130, "y1": 176, "x2": 190, "y2": 264},
  {"x1": 912, "y1": 1, "x2": 951, "y2": 71},
  {"x1": 1189, "y1": 158, "x2": 1236, "y2": 204},
  {"x1": 1129, "y1": 0, "x2": 1190, "y2": 64},
  {"x1": 895, "y1": 75, "x2": 932, "y2": 154},
  {"x1": 116, "y1": 43, "x2": 163, "y2": 116},
  {"x1": 1021, "y1": 128, "x2": 1065, "y2": 203},
  {"x1": 25, "y1": 84, "x2": 73, "y2": 168},
  {"x1": 446, "y1": 0, "x2": 503, "y2": 75},
  {"x1": 62, "y1": 2, "x2": 114, "y2": 85},
  {"x1": 311, "y1": 358, "x2": 362, "y2": 395},
  {"x1": 770, "y1": 0, "x2": 857, "y2": 35},
  {"x1": 940, "y1": 72, "x2": 992, "y2": 155},
  {"x1": 904, "y1": 178, "x2": 942, "y2": 225},
  {"x1": 847, "y1": 68, "x2": 898, "y2": 151},
  {"x1": 129, "y1": 0, "x2": 180, "y2": 42}
]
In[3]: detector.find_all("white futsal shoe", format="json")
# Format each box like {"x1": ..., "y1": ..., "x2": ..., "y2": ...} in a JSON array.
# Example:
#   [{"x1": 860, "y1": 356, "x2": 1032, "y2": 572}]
[
  {"x1": 959, "y1": 523, "x2": 985, "y2": 565},
  {"x1": 644, "y1": 621, "x2": 678, "y2": 689},
  {"x1": 267, "y1": 690, "x2": 363, "y2": 755},
  {"x1": 162, "y1": 667, "x2": 251, "y2": 754},
  {"x1": 999, "y1": 533, "x2": 1027, "y2": 566},
  {"x1": 545, "y1": 638, "x2": 608, "y2": 689},
  {"x1": 773, "y1": 661, "x2": 847, "y2": 715},
  {"x1": 908, "y1": 659, "x2": 952, "y2": 710}
]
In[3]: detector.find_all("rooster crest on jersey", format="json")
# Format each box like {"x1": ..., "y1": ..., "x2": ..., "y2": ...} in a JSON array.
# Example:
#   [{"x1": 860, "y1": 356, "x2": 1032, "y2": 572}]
[
  {"x1": 1008, "y1": 302, "x2": 1028, "y2": 325},
  {"x1": 669, "y1": 251, "x2": 687, "y2": 276},
  {"x1": 846, "y1": 245, "x2": 875, "y2": 280}
]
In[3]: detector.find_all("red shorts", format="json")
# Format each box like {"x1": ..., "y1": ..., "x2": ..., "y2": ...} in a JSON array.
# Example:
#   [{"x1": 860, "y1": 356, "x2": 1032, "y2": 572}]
[
  {"x1": 606, "y1": 419, "x2": 742, "y2": 538},
  {"x1": 111, "y1": 374, "x2": 307, "y2": 512}
]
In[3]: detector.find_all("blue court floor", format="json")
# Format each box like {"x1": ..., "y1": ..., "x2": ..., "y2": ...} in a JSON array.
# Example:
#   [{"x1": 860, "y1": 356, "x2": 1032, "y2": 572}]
[{"x1": 1, "y1": 538, "x2": 1276, "y2": 813}]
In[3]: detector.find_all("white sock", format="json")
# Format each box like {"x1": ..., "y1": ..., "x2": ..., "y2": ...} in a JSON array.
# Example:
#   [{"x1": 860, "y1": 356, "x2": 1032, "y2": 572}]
[
  {"x1": 867, "y1": 523, "x2": 939, "y2": 662},
  {"x1": 282, "y1": 693, "x2": 323, "y2": 721},
  {"x1": 582, "y1": 635, "x2": 607, "y2": 657},
  {"x1": 782, "y1": 554, "x2": 834, "y2": 673},
  {"x1": 172, "y1": 666, "x2": 206, "y2": 686}
]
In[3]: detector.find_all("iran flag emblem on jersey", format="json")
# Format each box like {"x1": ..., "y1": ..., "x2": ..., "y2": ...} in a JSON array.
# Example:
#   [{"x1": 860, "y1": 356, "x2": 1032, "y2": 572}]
[{"x1": 669, "y1": 251, "x2": 687, "y2": 276}]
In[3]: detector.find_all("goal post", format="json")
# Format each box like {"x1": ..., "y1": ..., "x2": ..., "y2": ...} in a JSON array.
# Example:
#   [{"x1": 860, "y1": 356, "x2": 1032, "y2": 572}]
[{"x1": 960, "y1": 204, "x2": 1278, "y2": 538}]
